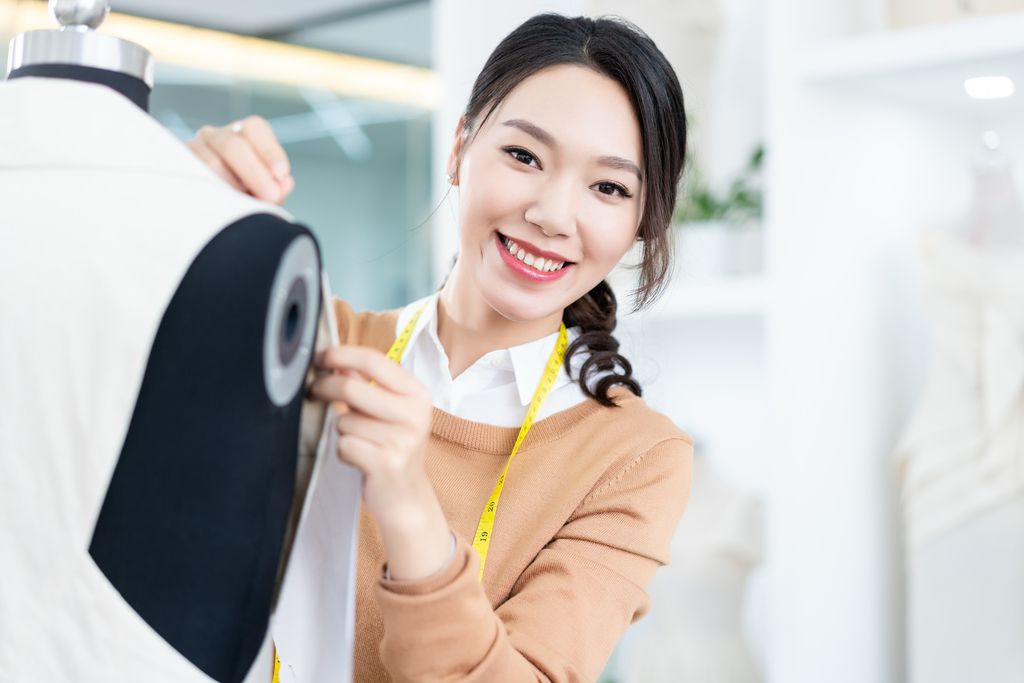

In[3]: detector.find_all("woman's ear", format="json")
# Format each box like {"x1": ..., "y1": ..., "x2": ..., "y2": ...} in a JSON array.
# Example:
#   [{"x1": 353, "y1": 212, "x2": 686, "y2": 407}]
[{"x1": 445, "y1": 117, "x2": 468, "y2": 186}]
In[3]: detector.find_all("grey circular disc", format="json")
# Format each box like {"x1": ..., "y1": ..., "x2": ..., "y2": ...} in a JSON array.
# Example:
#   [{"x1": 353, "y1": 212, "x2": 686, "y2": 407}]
[{"x1": 263, "y1": 235, "x2": 319, "y2": 407}]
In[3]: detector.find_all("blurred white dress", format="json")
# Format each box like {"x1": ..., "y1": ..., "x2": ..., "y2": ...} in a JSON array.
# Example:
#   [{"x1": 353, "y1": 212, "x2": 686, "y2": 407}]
[
  {"x1": 615, "y1": 456, "x2": 763, "y2": 683},
  {"x1": 895, "y1": 232, "x2": 1024, "y2": 548},
  {"x1": 895, "y1": 151, "x2": 1024, "y2": 683}
]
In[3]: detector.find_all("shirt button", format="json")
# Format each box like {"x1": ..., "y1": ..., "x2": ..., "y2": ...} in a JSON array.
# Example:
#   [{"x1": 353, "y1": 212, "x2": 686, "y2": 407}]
[
  {"x1": 491, "y1": 357, "x2": 503, "y2": 368},
  {"x1": 443, "y1": 389, "x2": 451, "y2": 404}
]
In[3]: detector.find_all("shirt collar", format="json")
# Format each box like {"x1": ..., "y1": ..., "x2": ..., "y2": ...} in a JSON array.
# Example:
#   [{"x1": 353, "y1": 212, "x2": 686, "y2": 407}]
[
  {"x1": 507, "y1": 329, "x2": 575, "y2": 406},
  {"x1": 397, "y1": 292, "x2": 576, "y2": 406}
]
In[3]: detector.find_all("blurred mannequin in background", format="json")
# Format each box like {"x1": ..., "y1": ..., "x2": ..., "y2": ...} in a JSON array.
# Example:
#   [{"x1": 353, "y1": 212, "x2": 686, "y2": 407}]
[
  {"x1": 957, "y1": 131, "x2": 1024, "y2": 247},
  {"x1": 614, "y1": 446, "x2": 763, "y2": 683},
  {"x1": 896, "y1": 132, "x2": 1024, "y2": 683}
]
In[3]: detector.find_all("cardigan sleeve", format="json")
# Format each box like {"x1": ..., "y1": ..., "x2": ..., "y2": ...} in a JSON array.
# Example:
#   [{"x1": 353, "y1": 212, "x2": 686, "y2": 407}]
[
  {"x1": 333, "y1": 297, "x2": 400, "y2": 350},
  {"x1": 373, "y1": 437, "x2": 693, "y2": 683}
]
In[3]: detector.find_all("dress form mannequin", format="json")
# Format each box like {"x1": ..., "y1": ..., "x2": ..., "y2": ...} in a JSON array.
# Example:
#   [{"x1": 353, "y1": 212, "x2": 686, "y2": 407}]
[
  {"x1": 0, "y1": 4, "x2": 324, "y2": 681},
  {"x1": 614, "y1": 450, "x2": 763, "y2": 683},
  {"x1": 6, "y1": 0, "x2": 154, "y2": 110},
  {"x1": 956, "y1": 132, "x2": 1024, "y2": 247},
  {"x1": 896, "y1": 133, "x2": 1024, "y2": 683}
]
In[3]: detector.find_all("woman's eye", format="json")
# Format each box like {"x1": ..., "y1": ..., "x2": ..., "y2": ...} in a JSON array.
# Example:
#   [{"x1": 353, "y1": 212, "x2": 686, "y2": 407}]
[
  {"x1": 504, "y1": 147, "x2": 538, "y2": 167},
  {"x1": 595, "y1": 181, "x2": 632, "y2": 198}
]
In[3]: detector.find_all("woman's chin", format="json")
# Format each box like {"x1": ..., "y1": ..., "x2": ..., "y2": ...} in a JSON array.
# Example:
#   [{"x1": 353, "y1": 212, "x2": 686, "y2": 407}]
[{"x1": 481, "y1": 289, "x2": 567, "y2": 325}]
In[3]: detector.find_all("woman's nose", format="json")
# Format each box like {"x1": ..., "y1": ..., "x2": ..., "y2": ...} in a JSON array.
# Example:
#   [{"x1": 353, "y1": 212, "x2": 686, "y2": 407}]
[{"x1": 523, "y1": 176, "x2": 578, "y2": 238}]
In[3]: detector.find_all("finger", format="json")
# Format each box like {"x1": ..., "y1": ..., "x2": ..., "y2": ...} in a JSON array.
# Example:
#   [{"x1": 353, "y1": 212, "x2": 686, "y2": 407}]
[
  {"x1": 311, "y1": 373, "x2": 411, "y2": 424},
  {"x1": 309, "y1": 372, "x2": 349, "y2": 403},
  {"x1": 317, "y1": 345, "x2": 425, "y2": 396},
  {"x1": 336, "y1": 411, "x2": 392, "y2": 447},
  {"x1": 336, "y1": 433, "x2": 379, "y2": 472},
  {"x1": 207, "y1": 128, "x2": 282, "y2": 203},
  {"x1": 237, "y1": 115, "x2": 291, "y2": 182},
  {"x1": 187, "y1": 138, "x2": 246, "y2": 193},
  {"x1": 280, "y1": 174, "x2": 295, "y2": 200}
]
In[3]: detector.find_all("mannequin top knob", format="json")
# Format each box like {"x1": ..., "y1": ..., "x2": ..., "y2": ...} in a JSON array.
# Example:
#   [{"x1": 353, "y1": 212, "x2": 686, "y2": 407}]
[{"x1": 49, "y1": 0, "x2": 110, "y2": 30}]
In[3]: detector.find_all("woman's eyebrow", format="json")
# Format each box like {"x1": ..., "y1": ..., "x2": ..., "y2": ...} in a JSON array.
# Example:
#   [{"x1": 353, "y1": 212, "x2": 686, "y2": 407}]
[
  {"x1": 598, "y1": 156, "x2": 642, "y2": 182},
  {"x1": 501, "y1": 118, "x2": 642, "y2": 181},
  {"x1": 501, "y1": 119, "x2": 556, "y2": 147}
]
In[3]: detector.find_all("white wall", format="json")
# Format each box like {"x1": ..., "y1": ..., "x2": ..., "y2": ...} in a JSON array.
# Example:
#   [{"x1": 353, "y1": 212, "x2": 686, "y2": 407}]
[
  {"x1": 760, "y1": 1, "x2": 990, "y2": 681},
  {"x1": 707, "y1": 0, "x2": 767, "y2": 185},
  {"x1": 793, "y1": 0, "x2": 887, "y2": 39}
]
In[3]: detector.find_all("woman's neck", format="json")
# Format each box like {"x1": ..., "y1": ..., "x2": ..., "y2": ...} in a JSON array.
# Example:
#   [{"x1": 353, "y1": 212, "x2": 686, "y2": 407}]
[{"x1": 437, "y1": 262, "x2": 563, "y2": 379}]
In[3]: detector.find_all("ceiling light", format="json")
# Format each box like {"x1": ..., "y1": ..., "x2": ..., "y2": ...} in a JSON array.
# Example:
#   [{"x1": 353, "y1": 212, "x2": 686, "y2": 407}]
[{"x1": 964, "y1": 76, "x2": 1014, "y2": 99}]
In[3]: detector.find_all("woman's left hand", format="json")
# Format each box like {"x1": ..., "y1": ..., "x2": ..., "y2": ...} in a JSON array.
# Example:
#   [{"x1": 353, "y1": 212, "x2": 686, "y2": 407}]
[{"x1": 309, "y1": 345, "x2": 454, "y2": 581}]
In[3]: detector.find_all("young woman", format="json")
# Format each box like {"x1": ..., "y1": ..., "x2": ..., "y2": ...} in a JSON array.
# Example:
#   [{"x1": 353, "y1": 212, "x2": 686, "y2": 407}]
[{"x1": 190, "y1": 14, "x2": 691, "y2": 682}]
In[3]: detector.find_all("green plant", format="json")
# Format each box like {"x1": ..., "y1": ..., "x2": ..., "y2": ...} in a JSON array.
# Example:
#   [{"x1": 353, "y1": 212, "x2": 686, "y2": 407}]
[{"x1": 675, "y1": 144, "x2": 764, "y2": 224}]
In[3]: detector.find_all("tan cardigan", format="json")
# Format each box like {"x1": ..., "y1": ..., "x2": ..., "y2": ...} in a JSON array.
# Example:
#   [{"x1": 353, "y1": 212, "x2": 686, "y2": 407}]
[{"x1": 334, "y1": 300, "x2": 693, "y2": 683}]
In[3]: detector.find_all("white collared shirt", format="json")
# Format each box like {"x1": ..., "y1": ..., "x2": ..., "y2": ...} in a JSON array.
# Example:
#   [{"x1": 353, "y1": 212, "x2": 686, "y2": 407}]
[{"x1": 394, "y1": 294, "x2": 591, "y2": 427}]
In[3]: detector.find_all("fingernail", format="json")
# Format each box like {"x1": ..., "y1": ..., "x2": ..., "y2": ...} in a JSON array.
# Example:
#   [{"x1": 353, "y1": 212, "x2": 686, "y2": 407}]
[
  {"x1": 271, "y1": 161, "x2": 290, "y2": 182},
  {"x1": 261, "y1": 185, "x2": 281, "y2": 203}
]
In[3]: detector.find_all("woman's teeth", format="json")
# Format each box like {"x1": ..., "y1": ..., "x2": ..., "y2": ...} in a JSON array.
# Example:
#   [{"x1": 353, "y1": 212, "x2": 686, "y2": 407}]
[{"x1": 501, "y1": 236, "x2": 565, "y2": 273}]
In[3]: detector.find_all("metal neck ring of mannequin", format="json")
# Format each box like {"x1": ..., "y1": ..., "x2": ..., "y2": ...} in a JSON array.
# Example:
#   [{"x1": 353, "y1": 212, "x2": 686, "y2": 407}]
[{"x1": 6, "y1": 0, "x2": 155, "y2": 111}]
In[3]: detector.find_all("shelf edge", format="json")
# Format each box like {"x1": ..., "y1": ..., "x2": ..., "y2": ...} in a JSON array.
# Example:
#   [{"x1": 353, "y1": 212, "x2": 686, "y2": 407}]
[{"x1": 801, "y1": 11, "x2": 1024, "y2": 83}]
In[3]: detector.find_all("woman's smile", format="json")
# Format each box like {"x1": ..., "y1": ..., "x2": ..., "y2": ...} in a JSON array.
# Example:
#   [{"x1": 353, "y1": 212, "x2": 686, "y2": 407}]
[{"x1": 495, "y1": 232, "x2": 572, "y2": 281}]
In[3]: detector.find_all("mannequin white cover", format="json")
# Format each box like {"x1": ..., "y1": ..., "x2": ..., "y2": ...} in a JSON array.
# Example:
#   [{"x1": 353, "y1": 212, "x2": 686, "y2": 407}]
[
  {"x1": 895, "y1": 231, "x2": 1024, "y2": 682},
  {"x1": 0, "y1": 77, "x2": 290, "y2": 682},
  {"x1": 894, "y1": 231, "x2": 1024, "y2": 549}
]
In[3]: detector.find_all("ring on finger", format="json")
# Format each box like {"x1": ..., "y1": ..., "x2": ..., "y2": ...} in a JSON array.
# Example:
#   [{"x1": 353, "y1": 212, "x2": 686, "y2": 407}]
[{"x1": 231, "y1": 121, "x2": 243, "y2": 134}]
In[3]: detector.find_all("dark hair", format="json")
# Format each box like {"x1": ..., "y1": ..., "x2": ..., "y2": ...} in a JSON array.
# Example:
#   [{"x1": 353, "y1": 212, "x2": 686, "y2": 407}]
[{"x1": 460, "y1": 14, "x2": 687, "y2": 406}]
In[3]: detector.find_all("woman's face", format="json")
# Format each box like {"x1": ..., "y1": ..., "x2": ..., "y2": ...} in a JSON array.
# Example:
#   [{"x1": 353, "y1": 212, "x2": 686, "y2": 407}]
[{"x1": 449, "y1": 64, "x2": 644, "y2": 324}]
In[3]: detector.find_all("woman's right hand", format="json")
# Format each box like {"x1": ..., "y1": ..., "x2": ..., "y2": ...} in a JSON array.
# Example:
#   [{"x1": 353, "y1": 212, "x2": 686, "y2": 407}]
[
  {"x1": 186, "y1": 115, "x2": 295, "y2": 205},
  {"x1": 309, "y1": 345, "x2": 455, "y2": 581}
]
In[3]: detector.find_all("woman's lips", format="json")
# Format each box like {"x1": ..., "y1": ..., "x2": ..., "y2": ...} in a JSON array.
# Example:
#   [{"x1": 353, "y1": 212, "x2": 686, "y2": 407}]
[{"x1": 495, "y1": 233, "x2": 572, "y2": 282}]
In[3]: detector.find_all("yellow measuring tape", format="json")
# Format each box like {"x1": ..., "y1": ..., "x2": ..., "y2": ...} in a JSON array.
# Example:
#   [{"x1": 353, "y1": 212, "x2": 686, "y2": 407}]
[
  {"x1": 468, "y1": 322, "x2": 567, "y2": 580},
  {"x1": 387, "y1": 299, "x2": 567, "y2": 579},
  {"x1": 273, "y1": 299, "x2": 566, "y2": 680},
  {"x1": 386, "y1": 300, "x2": 429, "y2": 364}
]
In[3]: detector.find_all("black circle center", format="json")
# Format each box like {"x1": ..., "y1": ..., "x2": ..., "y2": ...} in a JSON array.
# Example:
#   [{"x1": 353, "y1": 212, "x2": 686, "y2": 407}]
[
  {"x1": 278, "y1": 277, "x2": 308, "y2": 366},
  {"x1": 285, "y1": 302, "x2": 300, "y2": 342}
]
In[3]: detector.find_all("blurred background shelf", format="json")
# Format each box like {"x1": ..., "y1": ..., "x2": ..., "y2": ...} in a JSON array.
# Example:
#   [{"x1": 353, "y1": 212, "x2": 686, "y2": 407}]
[
  {"x1": 799, "y1": 10, "x2": 1024, "y2": 122},
  {"x1": 801, "y1": 10, "x2": 1024, "y2": 82}
]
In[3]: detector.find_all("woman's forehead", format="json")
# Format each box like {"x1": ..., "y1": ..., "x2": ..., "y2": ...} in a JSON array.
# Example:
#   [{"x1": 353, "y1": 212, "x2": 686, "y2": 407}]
[{"x1": 483, "y1": 64, "x2": 643, "y2": 166}]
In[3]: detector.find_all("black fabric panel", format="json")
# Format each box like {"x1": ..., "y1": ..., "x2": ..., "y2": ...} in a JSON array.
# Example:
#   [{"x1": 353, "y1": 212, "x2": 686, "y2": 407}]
[
  {"x1": 89, "y1": 214, "x2": 318, "y2": 683},
  {"x1": 7, "y1": 63, "x2": 150, "y2": 111}
]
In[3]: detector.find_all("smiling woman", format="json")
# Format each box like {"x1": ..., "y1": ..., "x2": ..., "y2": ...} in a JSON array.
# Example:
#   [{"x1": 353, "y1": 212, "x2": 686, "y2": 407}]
[{"x1": 188, "y1": 13, "x2": 692, "y2": 683}]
